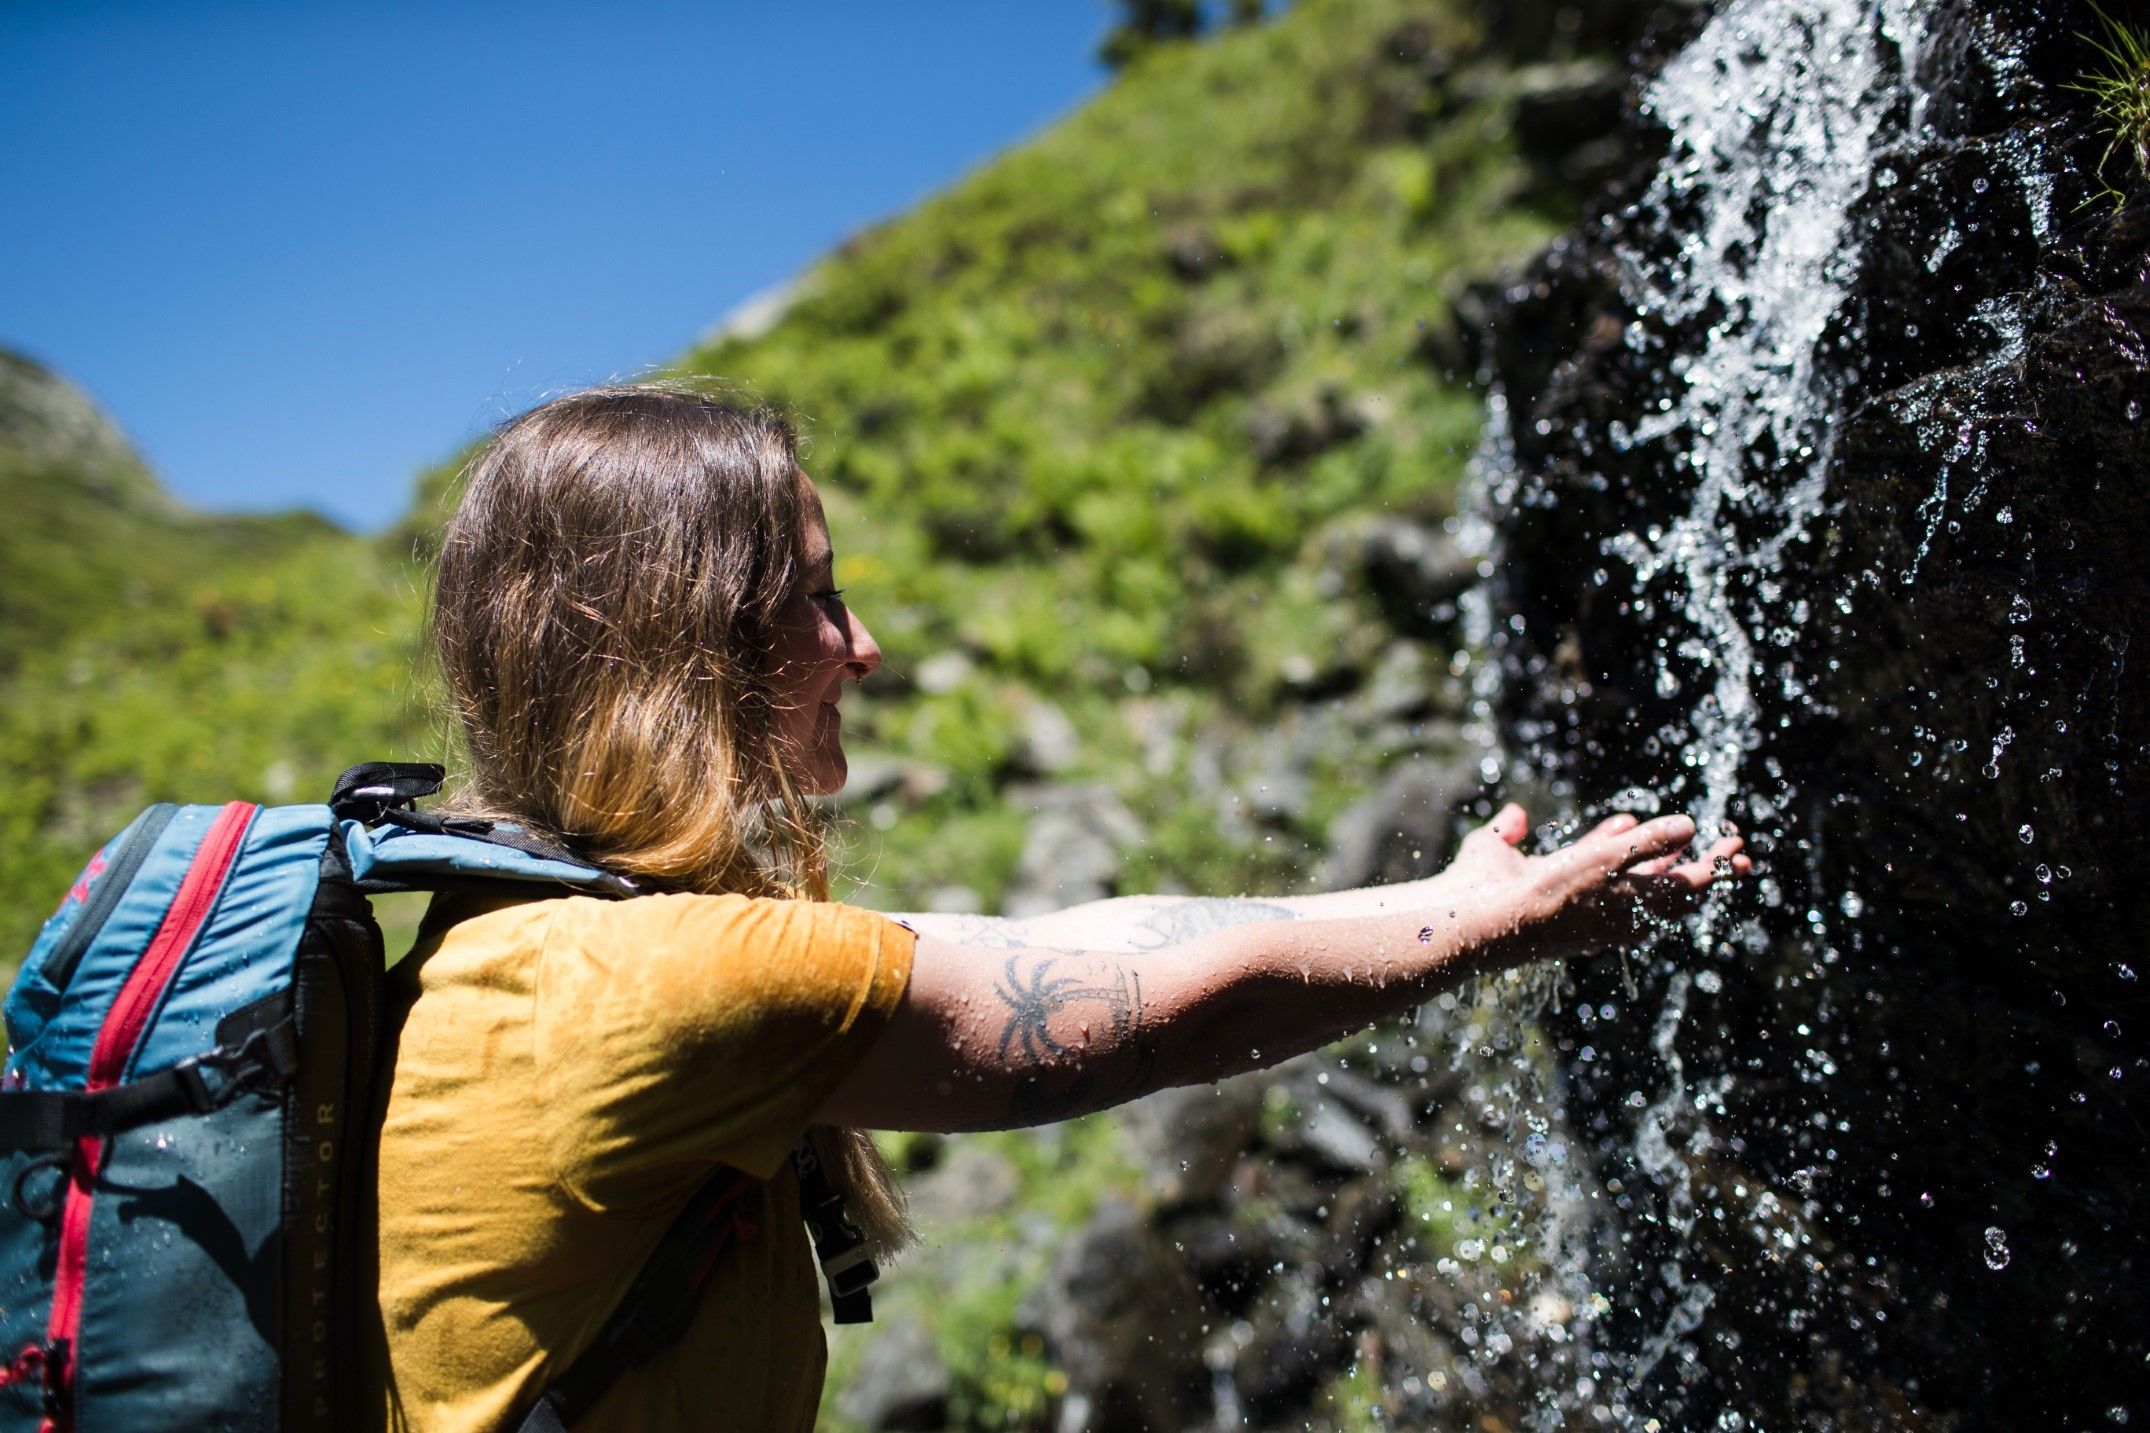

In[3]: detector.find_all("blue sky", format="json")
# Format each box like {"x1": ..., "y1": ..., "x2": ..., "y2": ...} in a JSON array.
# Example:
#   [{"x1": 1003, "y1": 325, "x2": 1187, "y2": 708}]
[{"x1": 3, "y1": 2, "x2": 1108, "y2": 531}]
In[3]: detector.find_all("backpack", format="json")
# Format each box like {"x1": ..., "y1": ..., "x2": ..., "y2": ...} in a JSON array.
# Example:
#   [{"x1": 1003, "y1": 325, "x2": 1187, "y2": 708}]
[{"x1": 0, "y1": 763, "x2": 876, "y2": 1432}]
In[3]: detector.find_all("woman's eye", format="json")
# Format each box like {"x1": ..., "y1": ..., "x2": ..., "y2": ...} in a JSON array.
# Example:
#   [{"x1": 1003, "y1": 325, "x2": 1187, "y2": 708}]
[{"x1": 815, "y1": 588, "x2": 847, "y2": 605}]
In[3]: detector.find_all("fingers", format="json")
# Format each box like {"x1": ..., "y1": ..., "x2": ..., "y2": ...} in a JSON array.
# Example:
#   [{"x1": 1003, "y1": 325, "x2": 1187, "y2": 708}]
[
  {"x1": 1588, "y1": 812, "x2": 1640, "y2": 840},
  {"x1": 1560, "y1": 812, "x2": 1696, "y2": 877},
  {"x1": 1616, "y1": 835, "x2": 1751, "y2": 917},
  {"x1": 1650, "y1": 835, "x2": 1749, "y2": 888}
]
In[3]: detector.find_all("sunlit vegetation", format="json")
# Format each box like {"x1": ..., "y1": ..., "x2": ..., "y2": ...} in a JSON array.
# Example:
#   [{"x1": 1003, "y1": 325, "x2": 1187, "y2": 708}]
[
  {"x1": 5, "y1": 0, "x2": 1583, "y2": 1423},
  {"x1": 2072, "y1": 4, "x2": 2150, "y2": 210}
]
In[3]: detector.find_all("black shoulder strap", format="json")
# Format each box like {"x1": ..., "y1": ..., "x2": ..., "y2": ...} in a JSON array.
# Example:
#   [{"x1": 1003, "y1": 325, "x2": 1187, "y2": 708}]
[
  {"x1": 514, "y1": 1167, "x2": 761, "y2": 1433},
  {"x1": 792, "y1": 1140, "x2": 878, "y2": 1326}
]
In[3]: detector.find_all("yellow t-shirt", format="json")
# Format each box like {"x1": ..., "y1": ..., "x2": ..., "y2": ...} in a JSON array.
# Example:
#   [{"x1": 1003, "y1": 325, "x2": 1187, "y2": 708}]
[{"x1": 369, "y1": 890, "x2": 914, "y2": 1432}]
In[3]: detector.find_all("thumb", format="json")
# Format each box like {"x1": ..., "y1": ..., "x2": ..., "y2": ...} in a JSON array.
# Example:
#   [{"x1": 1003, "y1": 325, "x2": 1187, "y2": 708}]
[{"x1": 1480, "y1": 802, "x2": 1528, "y2": 847}]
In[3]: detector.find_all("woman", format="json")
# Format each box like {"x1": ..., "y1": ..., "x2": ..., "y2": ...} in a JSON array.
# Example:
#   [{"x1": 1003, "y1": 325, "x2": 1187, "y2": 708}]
[{"x1": 373, "y1": 384, "x2": 1746, "y2": 1430}]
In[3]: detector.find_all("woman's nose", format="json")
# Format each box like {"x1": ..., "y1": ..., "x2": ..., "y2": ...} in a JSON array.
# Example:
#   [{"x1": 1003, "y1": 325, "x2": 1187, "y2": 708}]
[{"x1": 847, "y1": 609, "x2": 882, "y2": 680}]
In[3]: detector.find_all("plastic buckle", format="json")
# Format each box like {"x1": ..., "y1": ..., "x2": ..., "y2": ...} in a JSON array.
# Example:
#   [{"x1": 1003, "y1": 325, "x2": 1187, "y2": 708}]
[
  {"x1": 171, "y1": 1059, "x2": 222, "y2": 1114},
  {"x1": 821, "y1": 1245, "x2": 878, "y2": 1297},
  {"x1": 174, "y1": 1024, "x2": 295, "y2": 1113}
]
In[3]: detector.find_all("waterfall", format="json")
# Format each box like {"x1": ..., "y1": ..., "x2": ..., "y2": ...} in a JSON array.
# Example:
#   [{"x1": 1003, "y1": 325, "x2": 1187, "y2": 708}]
[{"x1": 1454, "y1": 0, "x2": 2145, "y2": 1423}]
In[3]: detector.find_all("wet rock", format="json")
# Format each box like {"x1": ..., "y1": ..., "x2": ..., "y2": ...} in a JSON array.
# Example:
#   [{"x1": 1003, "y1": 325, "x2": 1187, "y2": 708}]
[
  {"x1": 1317, "y1": 1067, "x2": 1420, "y2": 1147},
  {"x1": 1001, "y1": 783, "x2": 1144, "y2": 919},
  {"x1": 1149, "y1": 306, "x2": 1287, "y2": 421},
  {"x1": 1167, "y1": 1210, "x2": 1280, "y2": 1318},
  {"x1": 1239, "y1": 725, "x2": 1315, "y2": 828},
  {"x1": 1316, "y1": 748, "x2": 1483, "y2": 891},
  {"x1": 1357, "y1": 640, "x2": 1443, "y2": 725},
  {"x1": 834, "y1": 1320, "x2": 950, "y2": 1431},
  {"x1": 1245, "y1": 387, "x2": 1371, "y2": 468},
  {"x1": 1162, "y1": 223, "x2": 1222, "y2": 281},
  {"x1": 1313, "y1": 1180, "x2": 1401, "y2": 1275},
  {"x1": 1274, "y1": 1091, "x2": 1385, "y2": 1175},
  {"x1": 1508, "y1": 60, "x2": 1629, "y2": 174},
  {"x1": 1229, "y1": 1282, "x2": 1351, "y2": 1421},
  {"x1": 1021, "y1": 1199, "x2": 1208, "y2": 1432},
  {"x1": 1475, "y1": 0, "x2": 1705, "y2": 65},
  {"x1": 1473, "y1": 1, "x2": 2150, "y2": 1423}
]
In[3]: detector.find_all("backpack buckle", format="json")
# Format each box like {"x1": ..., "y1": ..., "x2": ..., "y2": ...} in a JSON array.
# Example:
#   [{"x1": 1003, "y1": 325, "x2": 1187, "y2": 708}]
[{"x1": 173, "y1": 1021, "x2": 299, "y2": 1113}]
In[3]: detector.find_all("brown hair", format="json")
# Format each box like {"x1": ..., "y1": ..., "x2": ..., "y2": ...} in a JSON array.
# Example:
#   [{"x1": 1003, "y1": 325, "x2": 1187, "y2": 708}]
[{"x1": 430, "y1": 381, "x2": 911, "y2": 1256}]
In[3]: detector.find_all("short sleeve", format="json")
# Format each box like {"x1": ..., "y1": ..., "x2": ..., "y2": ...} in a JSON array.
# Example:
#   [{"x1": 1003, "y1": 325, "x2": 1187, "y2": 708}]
[{"x1": 533, "y1": 892, "x2": 915, "y2": 1210}]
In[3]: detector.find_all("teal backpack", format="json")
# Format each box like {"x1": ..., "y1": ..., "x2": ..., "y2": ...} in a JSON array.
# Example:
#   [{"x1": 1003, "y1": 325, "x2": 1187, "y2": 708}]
[{"x1": 0, "y1": 763, "x2": 875, "y2": 1431}]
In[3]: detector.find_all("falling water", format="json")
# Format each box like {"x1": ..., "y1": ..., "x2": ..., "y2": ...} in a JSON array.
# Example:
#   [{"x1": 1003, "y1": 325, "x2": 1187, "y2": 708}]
[{"x1": 1453, "y1": 0, "x2": 2149, "y2": 1424}]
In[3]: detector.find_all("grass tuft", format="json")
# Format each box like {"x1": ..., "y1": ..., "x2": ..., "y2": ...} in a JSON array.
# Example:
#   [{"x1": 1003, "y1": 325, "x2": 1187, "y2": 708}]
[{"x1": 2069, "y1": 3, "x2": 2150, "y2": 211}]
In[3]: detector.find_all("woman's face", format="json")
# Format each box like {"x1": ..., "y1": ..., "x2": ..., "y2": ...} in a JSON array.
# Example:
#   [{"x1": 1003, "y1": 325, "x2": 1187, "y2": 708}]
[{"x1": 767, "y1": 472, "x2": 881, "y2": 796}]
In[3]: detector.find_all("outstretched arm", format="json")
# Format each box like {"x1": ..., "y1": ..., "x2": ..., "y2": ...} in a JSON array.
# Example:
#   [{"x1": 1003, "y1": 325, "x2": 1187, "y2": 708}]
[{"x1": 819, "y1": 807, "x2": 1747, "y2": 1132}]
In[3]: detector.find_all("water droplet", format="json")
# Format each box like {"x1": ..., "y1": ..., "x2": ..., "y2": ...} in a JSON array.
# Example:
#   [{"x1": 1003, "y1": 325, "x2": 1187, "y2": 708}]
[
  {"x1": 2017, "y1": 824, "x2": 2034, "y2": 844},
  {"x1": 1983, "y1": 1227, "x2": 2010, "y2": 1270},
  {"x1": 2010, "y1": 900, "x2": 2028, "y2": 916}
]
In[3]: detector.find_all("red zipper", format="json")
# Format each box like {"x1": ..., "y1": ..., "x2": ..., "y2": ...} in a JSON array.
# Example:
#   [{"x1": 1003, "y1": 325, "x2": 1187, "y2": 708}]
[{"x1": 41, "y1": 801, "x2": 257, "y2": 1426}]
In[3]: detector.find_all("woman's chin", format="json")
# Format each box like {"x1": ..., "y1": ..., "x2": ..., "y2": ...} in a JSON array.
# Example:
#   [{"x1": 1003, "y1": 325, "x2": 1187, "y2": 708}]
[{"x1": 806, "y1": 746, "x2": 847, "y2": 799}]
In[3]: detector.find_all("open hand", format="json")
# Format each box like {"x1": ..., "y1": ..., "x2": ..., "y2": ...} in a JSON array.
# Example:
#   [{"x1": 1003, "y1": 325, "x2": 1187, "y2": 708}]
[{"x1": 1437, "y1": 803, "x2": 1751, "y2": 966}]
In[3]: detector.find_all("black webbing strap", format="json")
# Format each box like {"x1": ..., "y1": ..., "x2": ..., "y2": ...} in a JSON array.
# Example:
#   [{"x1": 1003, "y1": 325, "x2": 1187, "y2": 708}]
[
  {"x1": 515, "y1": 1167, "x2": 761, "y2": 1433},
  {"x1": 793, "y1": 1141, "x2": 878, "y2": 1325},
  {"x1": 0, "y1": 1017, "x2": 298, "y2": 1151}
]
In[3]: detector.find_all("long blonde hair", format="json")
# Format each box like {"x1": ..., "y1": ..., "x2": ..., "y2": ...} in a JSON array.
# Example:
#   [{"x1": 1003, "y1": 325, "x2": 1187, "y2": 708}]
[{"x1": 429, "y1": 382, "x2": 910, "y2": 1257}]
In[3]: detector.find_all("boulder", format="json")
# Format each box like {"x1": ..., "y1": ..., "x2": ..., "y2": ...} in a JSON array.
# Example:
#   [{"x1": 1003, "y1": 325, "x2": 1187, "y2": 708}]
[
  {"x1": 1116, "y1": 1071, "x2": 1268, "y2": 1209},
  {"x1": 1357, "y1": 519, "x2": 1479, "y2": 641},
  {"x1": 1020, "y1": 1200, "x2": 1208, "y2": 1432},
  {"x1": 905, "y1": 1141, "x2": 1022, "y2": 1226},
  {"x1": 1316, "y1": 747, "x2": 1484, "y2": 891},
  {"x1": 1001, "y1": 784, "x2": 1144, "y2": 920}
]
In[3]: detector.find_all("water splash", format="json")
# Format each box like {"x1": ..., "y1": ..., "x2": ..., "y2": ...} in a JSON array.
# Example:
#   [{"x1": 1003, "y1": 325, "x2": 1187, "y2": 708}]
[
  {"x1": 1599, "y1": 0, "x2": 1930, "y2": 841},
  {"x1": 1463, "y1": 0, "x2": 1948, "y2": 1416}
]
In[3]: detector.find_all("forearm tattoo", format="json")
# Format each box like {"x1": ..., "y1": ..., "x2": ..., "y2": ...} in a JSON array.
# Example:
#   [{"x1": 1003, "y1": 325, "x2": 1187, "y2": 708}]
[
  {"x1": 993, "y1": 958, "x2": 1143, "y2": 1125},
  {"x1": 993, "y1": 954, "x2": 1158, "y2": 1124},
  {"x1": 913, "y1": 896, "x2": 1299, "y2": 953},
  {"x1": 913, "y1": 897, "x2": 1301, "y2": 1125},
  {"x1": 911, "y1": 912, "x2": 1034, "y2": 948},
  {"x1": 1125, "y1": 897, "x2": 1297, "y2": 950}
]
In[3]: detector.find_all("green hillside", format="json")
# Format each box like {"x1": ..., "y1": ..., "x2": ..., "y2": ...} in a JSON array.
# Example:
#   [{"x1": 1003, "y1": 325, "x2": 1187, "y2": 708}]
[
  {"x1": 0, "y1": 356, "x2": 424, "y2": 953},
  {"x1": 4, "y1": 0, "x2": 1574, "y2": 958}
]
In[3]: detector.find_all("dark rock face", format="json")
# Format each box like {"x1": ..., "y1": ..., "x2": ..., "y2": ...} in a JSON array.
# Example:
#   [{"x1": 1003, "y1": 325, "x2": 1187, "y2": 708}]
[{"x1": 1474, "y1": 0, "x2": 2150, "y2": 1423}]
